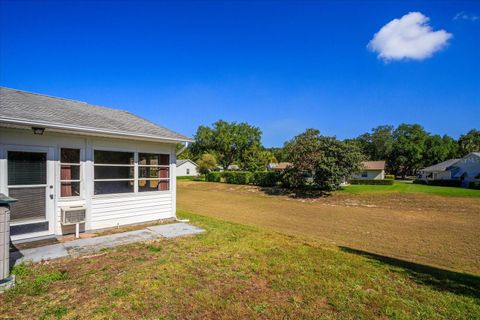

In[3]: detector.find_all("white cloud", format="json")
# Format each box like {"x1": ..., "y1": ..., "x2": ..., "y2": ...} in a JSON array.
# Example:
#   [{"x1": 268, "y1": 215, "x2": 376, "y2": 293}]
[
  {"x1": 454, "y1": 11, "x2": 479, "y2": 22},
  {"x1": 368, "y1": 12, "x2": 452, "y2": 62}
]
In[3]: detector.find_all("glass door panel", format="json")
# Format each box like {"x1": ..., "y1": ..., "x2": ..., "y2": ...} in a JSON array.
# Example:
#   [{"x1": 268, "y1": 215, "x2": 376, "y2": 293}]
[{"x1": 7, "y1": 151, "x2": 47, "y2": 222}]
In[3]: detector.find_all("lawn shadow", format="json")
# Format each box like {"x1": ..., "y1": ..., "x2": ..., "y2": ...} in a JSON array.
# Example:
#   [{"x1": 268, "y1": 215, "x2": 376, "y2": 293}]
[
  {"x1": 340, "y1": 246, "x2": 480, "y2": 299},
  {"x1": 259, "y1": 186, "x2": 332, "y2": 199}
]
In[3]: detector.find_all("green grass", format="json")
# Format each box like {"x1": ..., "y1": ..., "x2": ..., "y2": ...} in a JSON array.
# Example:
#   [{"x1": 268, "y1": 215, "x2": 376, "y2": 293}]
[
  {"x1": 176, "y1": 175, "x2": 205, "y2": 181},
  {"x1": 341, "y1": 180, "x2": 480, "y2": 197},
  {"x1": 1, "y1": 210, "x2": 479, "y2": 319}
]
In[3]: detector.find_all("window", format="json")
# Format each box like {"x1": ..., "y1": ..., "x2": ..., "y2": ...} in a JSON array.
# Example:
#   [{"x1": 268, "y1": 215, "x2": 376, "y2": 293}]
[
  {"x1": 60, "y1": 148, "x2": 81, "y2": 197},
  {"x1": 94, "y1": 150, "x2": 134, "y2": 195},
  {"x1": 361, "y1": 171, "x2": 368, "y2": 178},
  {"x1": 138, "y1": 153, "x2": 170, "y2": 192},
  {"x1": 186, "y1": 168, "x2": 190, "y2": 175}
]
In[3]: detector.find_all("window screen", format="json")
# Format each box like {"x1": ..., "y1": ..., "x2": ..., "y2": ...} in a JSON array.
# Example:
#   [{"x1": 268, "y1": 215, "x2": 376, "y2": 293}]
[{"x1": 8, "y1": 151, "x2": 47, "y2": 185}]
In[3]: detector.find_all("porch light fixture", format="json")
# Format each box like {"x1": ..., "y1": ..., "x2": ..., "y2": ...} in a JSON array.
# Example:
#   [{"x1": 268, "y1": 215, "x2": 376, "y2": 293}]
[{"x1": 32, "y1": 127, "x2": 45, "y2": 135}]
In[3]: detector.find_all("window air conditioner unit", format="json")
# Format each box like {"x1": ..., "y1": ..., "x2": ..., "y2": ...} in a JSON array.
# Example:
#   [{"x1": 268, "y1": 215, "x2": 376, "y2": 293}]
[{"x1": 61, "y1": 206, "x2": 86, "y2": 225}]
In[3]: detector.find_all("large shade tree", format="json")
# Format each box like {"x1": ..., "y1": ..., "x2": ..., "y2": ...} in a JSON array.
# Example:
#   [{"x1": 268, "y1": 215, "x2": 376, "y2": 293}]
[
  {"x1": 458, "y1": 129, "x2": 480, "y2": 156},
  {"x1": 423, "y1": 134, "x2": 459, "y2": 167},
  {"x1": 190, "y1": 120, "x2": 262, "y2": 170},
  {"x1": 388, "y1": 124, "x2": 428, "y2": 178},
  {"x1": 354, "y1": 125, "x2": 394, "y2": 162}
]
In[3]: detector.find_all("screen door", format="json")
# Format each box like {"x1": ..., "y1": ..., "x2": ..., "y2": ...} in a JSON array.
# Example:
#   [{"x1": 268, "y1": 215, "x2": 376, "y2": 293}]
[{"x1": 7, "y1": 151, "x2": 48, "y2": 223}]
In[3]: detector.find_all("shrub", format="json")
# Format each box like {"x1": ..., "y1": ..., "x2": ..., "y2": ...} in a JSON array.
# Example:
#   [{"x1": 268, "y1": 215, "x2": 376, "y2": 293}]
[
  {"x1": 428, "y1": 180, "x2": 462, "y2": 187},
  {"x1": 349, "y1": 179, "x2": 394, "y2": 185},
  {"x1": 385, "y1": 174, "x2": 395, "y2": 180},
  {"x1": 469, "y1": 181, "x2": 480, "y2": 190},
  {"x1": 413, "y1": 179, "x2": 427, "y2": 185},
  {"x1": 206, "y1": 171, "x2": 222, "y2": 182},
  {"x1": 252, "y1": 171, "x2": 279, "y2": 187},
  {"x1": 223, "y1": 171, "x2": 253, "y2": 184},
  {"x1": 414, "y1": 179, "x2": 463, "y2": 187}
]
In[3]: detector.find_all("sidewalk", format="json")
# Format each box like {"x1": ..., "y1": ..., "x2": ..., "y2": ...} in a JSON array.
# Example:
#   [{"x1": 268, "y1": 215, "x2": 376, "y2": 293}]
[{"x1": 10, "y1": 223, "x2": 205, "y2": 266}]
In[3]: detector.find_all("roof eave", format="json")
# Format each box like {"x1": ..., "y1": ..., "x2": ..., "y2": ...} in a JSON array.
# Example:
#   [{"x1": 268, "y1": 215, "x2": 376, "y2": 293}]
[{"x1": 0, "y1": 116, "x2": 194, "y2": 144}]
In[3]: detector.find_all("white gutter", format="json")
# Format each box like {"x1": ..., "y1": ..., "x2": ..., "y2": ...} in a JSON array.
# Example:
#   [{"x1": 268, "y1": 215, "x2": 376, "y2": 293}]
[{"x1": 0, "y1": 116, "x2": 194, "y2": 144}]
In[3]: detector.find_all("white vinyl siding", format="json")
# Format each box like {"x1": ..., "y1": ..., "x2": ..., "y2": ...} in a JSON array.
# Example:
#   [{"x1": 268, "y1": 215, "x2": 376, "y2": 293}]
[
  {"x1": 1, "y1": 127, "x2": 177, "y2": 239},
  {"x1": 176, "y1": 161, "x2": 199, "y2": 176},
  {"x1": 351, "y1": 170, "x2": 385, "y2": 180},
  {"x1": 90, "y1": 193, "x2": 173, "y2": 229}
]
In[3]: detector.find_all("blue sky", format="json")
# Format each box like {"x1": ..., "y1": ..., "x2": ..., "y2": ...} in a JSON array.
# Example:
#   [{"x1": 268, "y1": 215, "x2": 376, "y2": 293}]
[{"x1": 1, "y1": 1, "x2": 479, "y2": 147}]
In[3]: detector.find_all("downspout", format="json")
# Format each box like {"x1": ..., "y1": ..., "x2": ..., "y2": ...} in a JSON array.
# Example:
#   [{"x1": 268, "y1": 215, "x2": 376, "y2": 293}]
[
  {"x1": 175, "y1": 141, "x2": 190, "y2": 223},
  {"x1": 176, "y1": 141, "x2": 189, "y2": 156}
]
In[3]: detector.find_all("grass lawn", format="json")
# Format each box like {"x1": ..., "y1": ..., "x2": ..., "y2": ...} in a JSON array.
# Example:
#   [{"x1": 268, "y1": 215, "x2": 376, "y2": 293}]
[
  {"x1": 1, "y1": 211, "x2": 479, "y2": 319},
  {"x1": 177, "y1": 181, "x2": 480, "y2": 274},
  {"x1": 341, "y1": 180, "x2": 480, "y2": 197}
]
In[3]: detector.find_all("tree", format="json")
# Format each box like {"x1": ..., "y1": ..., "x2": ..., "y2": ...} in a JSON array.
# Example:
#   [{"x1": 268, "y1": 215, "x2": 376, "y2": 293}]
[
  {"x1": 351, "y1": 133, "x2": 373, "y2": 159},
  {"x1": 176, "y1": 143, "x2": 195, "y2": 160},
  {"x1": 423, "y1": 134, "x2": 458, "y2": 167},
  {"x1": 352, "y1": 125, "x2": 394, "y2": 161},
  {"x1": 197, "y1": 153, "x2": 218, "y2": 175},
  {"x1": 458, "y1": 129, "x2": 480, "y2": 156},
  {"x1": 283, "y1": 129, "x2": 364, "y2": 190},
  {"x1": 388, "y1": 124, "x2": 428, "y2": 178},
  {"x1": 266, "y1": 147, "x2": 288, "y2": 162},
  {"x1": 190, "y1": 120, "x2": 262, "y2": 170},
  {"x1": 241, "y1": 147, "x2": 277, "y2": 171},
  {"x1": 370, "y1": 125, "x2": 394, "y2": 160}
]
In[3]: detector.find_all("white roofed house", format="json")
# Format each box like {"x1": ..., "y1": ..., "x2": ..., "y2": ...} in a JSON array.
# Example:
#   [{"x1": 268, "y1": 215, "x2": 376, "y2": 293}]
[
  {"x1": 448, "y1": 152, "x2": 480, "y2": 187},
  {"x1": 0, "y1": 87, "x2": 193, "y2": 241},
  {"x1": 418, "y1": 159, "x2": 460, "y2": 182},
  {"x1": 176, "y1": 159, "x2": 199, "y2": 177},
  {"x1": 351, "y1": 161, "x2": 386, "y2": 180}
]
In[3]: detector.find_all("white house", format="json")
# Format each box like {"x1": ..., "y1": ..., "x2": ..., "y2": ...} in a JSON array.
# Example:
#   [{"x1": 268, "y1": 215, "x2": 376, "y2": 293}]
[
  {"x1": 176, "y1": 159, "x2": 199, "y2": 176},
  {"x1": 0, "y1": 87, "x2": 192, "y2": 241},
  {"x1": 351, "y1": 161, "x2": 385, "y2": 180},
  {"x1": 418, "y1": 158, "x2": 459, "y2": 182},
  {"x1": 267, "y1": 162, "x2": 292, "y2": 171},
  {"x1": 448, "y1": 152, "x2": 480, "y2": 187}
]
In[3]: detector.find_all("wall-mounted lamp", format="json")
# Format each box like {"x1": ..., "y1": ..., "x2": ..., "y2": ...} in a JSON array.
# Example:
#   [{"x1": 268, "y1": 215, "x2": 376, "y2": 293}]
[{"x1": 32, "y1": 127, "x2": 45, "y2": 135}]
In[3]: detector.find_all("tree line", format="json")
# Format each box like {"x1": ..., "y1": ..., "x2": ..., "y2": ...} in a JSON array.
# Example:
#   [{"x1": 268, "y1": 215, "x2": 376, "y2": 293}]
[
  {"x1": 347, "y1": 125, "x2": 480, "y2": 178},
  {"x1": 179, "y1": 120, "x2": 480, "y2": 182}
]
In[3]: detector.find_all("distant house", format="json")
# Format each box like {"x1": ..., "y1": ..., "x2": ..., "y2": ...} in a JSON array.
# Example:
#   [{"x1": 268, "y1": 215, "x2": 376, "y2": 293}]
[
  {"x1": 227, "y1": 164, "x2": 240, "y2": 171},
  {"x1": 418, "y1": 159, "x2": 460, "y2": 182},
  {"x1": 267, "y1": 162, "x2": 292, "y2": 171},
  {"x1": 448, "y1": 152, "x2": 480, "y2": 187},
  {"x1": 176, "y1": 159, "x2": 199, "y2": 177},
  {"x1": 352, "y1": 161, "x2": 386, "y2": 180}
]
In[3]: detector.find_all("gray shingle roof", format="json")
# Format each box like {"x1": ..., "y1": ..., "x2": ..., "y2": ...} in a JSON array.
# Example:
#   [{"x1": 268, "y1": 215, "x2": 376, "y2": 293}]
[
  {"x1": 176, "y1": 159, "x2": 188, "y2": 166},
  {"x1": 421, "y1": 159, "x2": 460, "y2": 172},
  {"x1": 0, "y1": 87, "x2": 192, "y2": 142},
  {"x1": 176, "y1": 159, "x2": 198, "y2": 167}
]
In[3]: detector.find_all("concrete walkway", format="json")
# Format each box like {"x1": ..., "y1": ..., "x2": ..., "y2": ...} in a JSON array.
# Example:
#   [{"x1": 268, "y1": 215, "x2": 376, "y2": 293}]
[{"x1": 10, "y1": 222, "x2": 205, "y2": 266}]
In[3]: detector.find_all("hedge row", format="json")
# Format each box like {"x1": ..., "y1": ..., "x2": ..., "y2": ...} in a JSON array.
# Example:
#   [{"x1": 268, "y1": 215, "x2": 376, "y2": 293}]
[
  {"x1": 224, "y1": 171, "x2": 252, "y2": 184},
  {"x1": 414, "y1": 179, "x2": 462, "y2": 187},
  {"x1": 206, "y1": 171, "x2": 222, "y2": 182},
  {"x1": 349, "y1": 179, "x2": 395, "y2": 185},
  {"x1": 469, "y1": 181, "x2": 480, "y2": 190},
  {"x1": 385, "y1": 174, "x2": 395, "y2": 180},
  {"x1": 253, "y1": 171, "x2": 280, "y2": 187},
  {"x1": 429, "y1": 180, "x2": 463, "y2": 187},
  {"x1": 206, "y1": 171, "x2": 279, "y2": 187}
]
